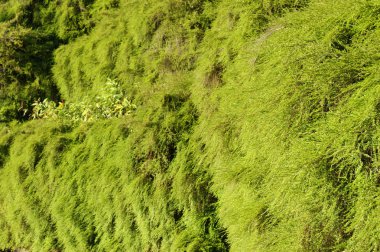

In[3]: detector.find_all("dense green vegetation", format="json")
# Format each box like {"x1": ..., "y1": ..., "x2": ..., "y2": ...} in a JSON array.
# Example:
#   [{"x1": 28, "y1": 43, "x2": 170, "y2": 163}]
[{"x1": 1, "y1": 0, "x2": 380, "y2": 251}]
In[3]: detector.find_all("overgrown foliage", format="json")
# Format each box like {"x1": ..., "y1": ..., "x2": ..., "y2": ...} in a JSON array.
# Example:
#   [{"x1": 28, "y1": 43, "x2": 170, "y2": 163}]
[
  {"x1": 0, "y1": 21, "x2": 59, "y2": 121},
  {"x1": 1, "y1": 0, "x2": 380, "y2": 251},
  {"x1": 31, "y1": 79, "x2": 136, "y2": 122}
]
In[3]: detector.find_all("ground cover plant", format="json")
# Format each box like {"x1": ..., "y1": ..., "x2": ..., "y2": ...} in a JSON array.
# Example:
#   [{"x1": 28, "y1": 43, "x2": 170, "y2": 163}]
[{"x1": 1, "y1": 0, "x2": 380, "y2": 251}]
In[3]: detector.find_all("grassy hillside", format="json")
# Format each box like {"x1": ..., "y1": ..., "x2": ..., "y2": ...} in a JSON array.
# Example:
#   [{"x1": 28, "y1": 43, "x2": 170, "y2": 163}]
[{"x1": 1, "y1": 0, "x2": 380, "y2": 251}]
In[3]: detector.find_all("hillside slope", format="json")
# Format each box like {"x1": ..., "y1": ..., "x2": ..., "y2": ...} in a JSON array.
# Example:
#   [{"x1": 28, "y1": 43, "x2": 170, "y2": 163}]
[{"x1": 1, "y1": 0, "x2": 380, "y2": 251}]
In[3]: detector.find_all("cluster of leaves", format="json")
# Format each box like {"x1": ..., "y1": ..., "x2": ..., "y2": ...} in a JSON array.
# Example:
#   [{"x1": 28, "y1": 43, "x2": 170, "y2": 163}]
[{"x1": 31, "y1": 79, "x2": 136, "y2": 122}]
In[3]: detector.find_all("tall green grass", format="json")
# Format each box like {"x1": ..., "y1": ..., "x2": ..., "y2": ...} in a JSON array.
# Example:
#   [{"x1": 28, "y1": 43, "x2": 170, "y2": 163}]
[
  {"x1": 189, "y1": 0, "x2": 380, "y2": 250},
  {"x1": 2, "y1": 0, "x2": 380, "y2": 251},
  {"x1": 0, "y1": 108, "x2": 225, "y2": 251}
]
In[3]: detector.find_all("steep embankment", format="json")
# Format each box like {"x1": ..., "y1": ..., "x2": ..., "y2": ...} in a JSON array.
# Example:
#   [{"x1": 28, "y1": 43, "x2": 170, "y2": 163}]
[{"x1": 1, "y1": 0, "x2": 380, "y2": 251}]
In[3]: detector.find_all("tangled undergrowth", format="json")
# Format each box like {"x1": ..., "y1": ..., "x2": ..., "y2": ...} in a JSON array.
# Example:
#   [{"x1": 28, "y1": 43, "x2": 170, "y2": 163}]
[{"x1": 1, "y1": 0, "x2": 380, "y2": 251}]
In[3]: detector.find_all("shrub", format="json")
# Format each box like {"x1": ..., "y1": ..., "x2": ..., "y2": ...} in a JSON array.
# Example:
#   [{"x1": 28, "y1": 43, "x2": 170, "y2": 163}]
[{"x1": 31, "y1": 79, "x2": 136, "y2": 122}]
